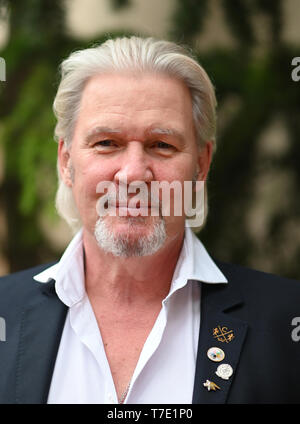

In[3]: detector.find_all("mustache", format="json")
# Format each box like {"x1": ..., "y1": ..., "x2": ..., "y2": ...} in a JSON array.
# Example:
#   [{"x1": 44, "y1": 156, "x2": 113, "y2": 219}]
[
  {"x1": 101, "y1": 185, "x2": 161, "y2": 208},
  {"x1": 104, "y1": 195, "x2": 160, "y2": 208}
]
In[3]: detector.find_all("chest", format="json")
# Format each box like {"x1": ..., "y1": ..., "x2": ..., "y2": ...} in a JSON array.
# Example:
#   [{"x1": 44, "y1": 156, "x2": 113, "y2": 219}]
[
  {"x1": 48, "y1": 290, "x2": 200, "y2": 404},
  {"x1": 92, "y1": 303, "x2": 162, "y2": 399}
]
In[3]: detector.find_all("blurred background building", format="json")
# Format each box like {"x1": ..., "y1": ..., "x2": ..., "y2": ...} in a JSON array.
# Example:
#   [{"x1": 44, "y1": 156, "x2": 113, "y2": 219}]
[{"x1": 0, "y1": 0, "x2": 300, "y2": 278}]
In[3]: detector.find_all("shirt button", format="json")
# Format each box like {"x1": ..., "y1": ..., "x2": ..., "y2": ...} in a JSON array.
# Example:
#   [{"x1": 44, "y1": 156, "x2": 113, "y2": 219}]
[{"x1": 107, "y1": 393, "x2": 116, "y2": 404}]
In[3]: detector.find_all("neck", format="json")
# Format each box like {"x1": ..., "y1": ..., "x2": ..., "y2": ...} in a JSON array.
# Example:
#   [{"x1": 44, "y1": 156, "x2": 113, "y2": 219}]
[{"x1": 83, "y1": 228, "x2": 185, "y2": 306}]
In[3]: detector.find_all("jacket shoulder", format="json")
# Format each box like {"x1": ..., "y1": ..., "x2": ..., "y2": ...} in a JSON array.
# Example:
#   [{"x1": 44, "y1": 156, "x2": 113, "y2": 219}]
[
  {"x1": 215, "y1": 259, "x2": 300, "y2": 288},
  {"x1": 215, "y1": 259, "x2": 300, "y2": 313},
  {"x1": 0, "y1": 263, "x2": 57, "y2": 304}
]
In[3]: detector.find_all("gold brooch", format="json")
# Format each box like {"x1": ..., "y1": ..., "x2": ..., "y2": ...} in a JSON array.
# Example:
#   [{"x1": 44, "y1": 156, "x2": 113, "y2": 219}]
[
  {"x1": 213, "y1": 326, "x2": 235, "y2": 343},
  {"x1": 203, "y1": 380, "x2": 221, "y2": 391}
]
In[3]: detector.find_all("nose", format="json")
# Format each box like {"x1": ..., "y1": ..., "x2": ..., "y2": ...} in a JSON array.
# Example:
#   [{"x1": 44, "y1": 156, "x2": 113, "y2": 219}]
[{"x1": 114, "y1": 141, "x2": 153, "y2": 187}]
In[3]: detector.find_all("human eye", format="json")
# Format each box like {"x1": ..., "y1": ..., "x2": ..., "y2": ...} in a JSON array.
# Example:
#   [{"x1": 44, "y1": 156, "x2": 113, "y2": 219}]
[
  {"x1": 94, "y1": 139, "x2": 118, "y2": 151},
  {"x1": 156, "y1": 141, "x2": 173, "y2": 149},
  {"x1": 150, "y1": 141, "x2": 176, "y2": 155}
]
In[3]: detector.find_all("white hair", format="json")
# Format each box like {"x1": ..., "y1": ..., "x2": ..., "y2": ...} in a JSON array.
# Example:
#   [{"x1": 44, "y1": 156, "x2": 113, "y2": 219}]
[
  {"x1": 53, "y1": 36, "x2": 217, "y2": 232},
  {"x1": 94, "y1": 215, "x2": 166, "y2": 257}
]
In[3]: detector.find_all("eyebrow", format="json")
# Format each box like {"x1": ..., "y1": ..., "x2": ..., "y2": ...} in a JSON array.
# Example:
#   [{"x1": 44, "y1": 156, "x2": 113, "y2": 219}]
[
  {"x1": 85, "y1": 126, "x2": 122, "y2": 142},
  {"x1": 149, "y1": 127, "x2": 183, "y2": 138},
  {"x1": 84, "y1": 125, "x2": 185, "y2": 144},
  {"x1": 148, "y1": 127, "x2": 185, "y2": 146}
]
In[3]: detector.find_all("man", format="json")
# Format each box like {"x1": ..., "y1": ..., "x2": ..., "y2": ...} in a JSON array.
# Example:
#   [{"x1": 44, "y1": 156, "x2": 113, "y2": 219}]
[{"x1": 0, "y1": 36, "x2": 300, "y2": 404}]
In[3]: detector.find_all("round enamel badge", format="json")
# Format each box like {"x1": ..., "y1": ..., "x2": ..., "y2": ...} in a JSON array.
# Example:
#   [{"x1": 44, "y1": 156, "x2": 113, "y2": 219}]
[
  {"x1": 207, "y1": 347, "x2": 225, "y2": 362},
  {"x1": 216, "y1": 363, "x2": 233, "y2": 380}
]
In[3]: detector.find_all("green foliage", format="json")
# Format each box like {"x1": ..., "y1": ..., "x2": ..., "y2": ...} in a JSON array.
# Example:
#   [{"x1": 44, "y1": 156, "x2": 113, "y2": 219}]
[
  {"x1": 170, "y1": 0, "x2": 209, "y2": 43},
  {"x1": 222, "y1": 0, "x2": 255, "y2": 46},
  {"x1": 111, "y1": 0, "x2": 131, "y2": 10},
  {"x1": 255, "y1": 0, "x2": 282, "y2": 42}
]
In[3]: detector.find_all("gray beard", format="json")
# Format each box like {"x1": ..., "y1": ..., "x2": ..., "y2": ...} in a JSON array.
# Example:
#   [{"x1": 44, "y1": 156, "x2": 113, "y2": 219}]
[{"x1": 94, "y1": 216, "x2": 166, "y2": 257}]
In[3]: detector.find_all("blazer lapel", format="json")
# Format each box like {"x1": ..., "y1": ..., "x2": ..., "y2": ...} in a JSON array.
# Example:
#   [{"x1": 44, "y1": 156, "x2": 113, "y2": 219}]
[
  {"x1": 192, "y1": 282, "x2": 248, "y2": 404},
  {"x1": 15, "y1": 279, "x2": 68, "y2": 404}
]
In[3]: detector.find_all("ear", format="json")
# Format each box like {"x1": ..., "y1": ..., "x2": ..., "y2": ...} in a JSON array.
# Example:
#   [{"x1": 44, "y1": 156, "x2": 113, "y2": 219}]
[
  {"x1": 58, "y1": 139, "x2": 73, "y2": 187},
  {"x1": 196, "y1": 141, "x2": 213, "y2": 182}
]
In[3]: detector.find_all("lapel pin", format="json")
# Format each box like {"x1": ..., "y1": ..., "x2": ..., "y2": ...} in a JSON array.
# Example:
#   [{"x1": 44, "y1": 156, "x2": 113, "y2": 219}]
[
  {"x1": 203, "y1": 380, "x2": 221, "y2": 391},
  {"x1": 215, "y1": 363, "x2": 233, "y2": 380},
  {"x1": 207, "y1": 347, "x2": 225, "y2": 362},
  {"x1": 213, "y1": 326, "x2": 235, "y2": 343}
]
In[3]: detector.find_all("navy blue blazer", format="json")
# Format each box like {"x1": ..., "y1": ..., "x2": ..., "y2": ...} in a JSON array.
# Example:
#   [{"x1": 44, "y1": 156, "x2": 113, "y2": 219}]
[{"x1": 0, "y1": 260, "x2": 300, "y2": 404}]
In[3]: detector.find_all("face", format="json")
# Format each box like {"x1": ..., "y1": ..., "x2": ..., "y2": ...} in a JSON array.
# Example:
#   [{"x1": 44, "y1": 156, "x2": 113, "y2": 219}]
[{"x1": 58, "y1": 72, "x2": 212, "y2": 255}]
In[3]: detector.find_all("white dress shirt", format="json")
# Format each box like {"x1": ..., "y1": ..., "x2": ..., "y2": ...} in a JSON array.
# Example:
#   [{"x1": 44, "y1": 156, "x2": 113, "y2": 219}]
[{"x1": 34, "y1": 227, "x2": 227, "y2": 404}]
